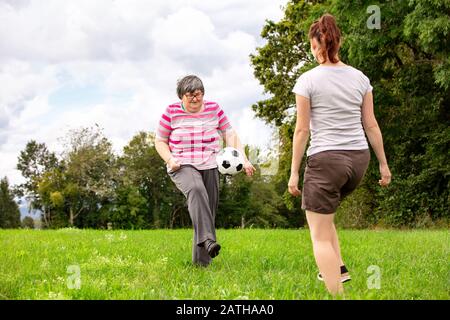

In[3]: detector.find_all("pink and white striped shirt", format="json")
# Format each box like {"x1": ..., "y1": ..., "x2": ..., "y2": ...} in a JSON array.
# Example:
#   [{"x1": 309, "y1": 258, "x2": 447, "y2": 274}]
[{"x1": 156, "y1": 101, "x2": 232, "y2": 170}]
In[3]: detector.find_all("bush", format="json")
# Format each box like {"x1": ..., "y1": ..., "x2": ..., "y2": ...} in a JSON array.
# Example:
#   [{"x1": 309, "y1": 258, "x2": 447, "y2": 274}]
[{"x1": 335, "y1": 185, "x2": 375, "y2": 229}]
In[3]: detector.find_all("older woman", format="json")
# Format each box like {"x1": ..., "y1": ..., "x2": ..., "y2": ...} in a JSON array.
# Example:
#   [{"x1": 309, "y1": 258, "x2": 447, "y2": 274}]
[{"x1": 155, "y1": 75, "x2": 255, "y2": 267}]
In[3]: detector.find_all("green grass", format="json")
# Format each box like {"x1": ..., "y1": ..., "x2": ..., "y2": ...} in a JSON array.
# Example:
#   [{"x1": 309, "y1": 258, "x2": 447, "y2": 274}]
[{"x1": 0, "y1": 229, "x2": 448, "y2": 300}]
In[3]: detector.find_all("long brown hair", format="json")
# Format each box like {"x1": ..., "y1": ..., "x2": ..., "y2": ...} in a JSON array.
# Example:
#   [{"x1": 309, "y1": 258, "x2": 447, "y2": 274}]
[{"x1": 308, "y1": 14, "x2": 341, "y2": 64}]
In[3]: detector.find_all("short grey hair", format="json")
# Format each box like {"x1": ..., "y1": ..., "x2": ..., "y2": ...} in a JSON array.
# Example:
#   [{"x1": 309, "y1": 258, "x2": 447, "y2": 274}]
[{"x1": 176, "y1": 75, "x2": 204, "y2": 99}]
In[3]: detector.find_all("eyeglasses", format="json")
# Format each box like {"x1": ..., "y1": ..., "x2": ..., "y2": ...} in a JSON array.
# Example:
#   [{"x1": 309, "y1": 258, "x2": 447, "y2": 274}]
[{"x1": 184, "y1": 92, "x2": 204, "y2": 101}]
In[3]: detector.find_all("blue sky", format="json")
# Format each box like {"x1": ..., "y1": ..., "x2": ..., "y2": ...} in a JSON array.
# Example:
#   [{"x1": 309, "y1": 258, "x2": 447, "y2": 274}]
[
  {"x1": 49, "y1": 84, "x2": 104, "y2": 108},
  {"x1": 0, "y1": 0, "x2": 288, "y2": 193}
]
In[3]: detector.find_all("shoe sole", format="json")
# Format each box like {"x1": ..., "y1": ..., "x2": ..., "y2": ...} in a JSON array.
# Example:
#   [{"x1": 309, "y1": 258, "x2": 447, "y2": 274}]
[
  {"x1": 208, "y1": 243, "x2": 221, "y2": 258},
  {"x1": 317, "y1": 274, "x2": 351, "y2": 283}
]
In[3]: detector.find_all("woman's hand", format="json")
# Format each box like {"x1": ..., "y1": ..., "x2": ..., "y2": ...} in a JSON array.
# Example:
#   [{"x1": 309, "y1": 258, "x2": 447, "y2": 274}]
[
  {"x1": 288, "y1": 173, "x2": 301, "y2": 197},
  {"x1": 167, "y1": 157, "x2": 181, "y2": 173},
  {"x1": 379, "y1": 163, "x2": 392, "y2": 187},
  {"x1": 243, "y1": 160, "x2": 256, "y2": 177}
]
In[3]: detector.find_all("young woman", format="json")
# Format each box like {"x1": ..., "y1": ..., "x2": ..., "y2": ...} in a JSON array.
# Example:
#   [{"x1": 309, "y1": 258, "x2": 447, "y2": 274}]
[{"x1": 288, "y1": 14, "x2": 391, "y2": 295}]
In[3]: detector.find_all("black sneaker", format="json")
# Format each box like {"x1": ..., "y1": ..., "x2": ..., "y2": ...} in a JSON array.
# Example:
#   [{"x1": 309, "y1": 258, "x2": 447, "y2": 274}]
[
  {"x1": 205, "y1": 240, "x2": 221, "y2": 258},
  {"x1": 317, "y1": 265, "x2": 351, "y2": 283}
]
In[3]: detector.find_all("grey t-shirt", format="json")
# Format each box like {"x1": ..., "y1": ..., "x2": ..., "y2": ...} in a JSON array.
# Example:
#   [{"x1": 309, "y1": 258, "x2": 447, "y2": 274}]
[{"x1": 292, "y1": 65, "x2": 372, "y2": 156}]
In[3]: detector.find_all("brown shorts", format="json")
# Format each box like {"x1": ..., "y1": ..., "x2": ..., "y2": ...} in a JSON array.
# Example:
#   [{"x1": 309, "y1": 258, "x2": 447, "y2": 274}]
[{"x1": 302, "y1": 149, "x2": 370, "y2": 214}]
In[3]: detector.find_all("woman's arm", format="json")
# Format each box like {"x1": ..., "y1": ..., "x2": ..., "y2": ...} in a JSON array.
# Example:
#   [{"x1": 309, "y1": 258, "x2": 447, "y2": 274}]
[
  {"x1": 223, "y1": 129, "x2": 255, "y2": 176},
  {"x1": 155, "y1": 139, "x2": 180, "y2": 172},
  {"x1": 223, "y1": 129, "x2": 248, "y2": 161},
  {"x1": 361, "y1": 91, "x2": 392, "y2": 186},
  {"x1": 288, "y1": 94, "x2": 311, "y2": 197}
]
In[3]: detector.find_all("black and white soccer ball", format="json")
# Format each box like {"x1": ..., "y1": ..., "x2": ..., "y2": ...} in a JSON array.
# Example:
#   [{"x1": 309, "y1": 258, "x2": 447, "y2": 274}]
[{"x1": 216, "y1": 147, "x2": 244, "y2": 176}]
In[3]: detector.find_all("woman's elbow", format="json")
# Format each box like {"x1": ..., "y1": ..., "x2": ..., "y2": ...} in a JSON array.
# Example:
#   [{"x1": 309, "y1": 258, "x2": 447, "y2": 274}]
[
  {"x1": 155, "y1": 140, "x2": 167, "y2": 150},
  {"x1": 294, "y1": 128, "x2": 310, "y2": 137},
  {"x1": 363, "y1": 120, "x2": 379, "y2": 132}
]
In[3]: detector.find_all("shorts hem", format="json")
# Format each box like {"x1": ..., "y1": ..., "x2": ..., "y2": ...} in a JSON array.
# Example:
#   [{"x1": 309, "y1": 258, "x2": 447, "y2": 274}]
[{"x1": 301, "y1": 206, "x2": 337, "y2": 214}]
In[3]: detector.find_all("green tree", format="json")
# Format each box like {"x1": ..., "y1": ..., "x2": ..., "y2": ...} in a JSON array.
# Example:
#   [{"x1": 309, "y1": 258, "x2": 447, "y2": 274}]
[
  {"x1": 0, "y1": 177, "x2": 21, "y2": 228},
  {"x1": 37, "y1": 167, "x2": 71, "y2": 228},
  {"x1": 119, "y1": 131, "x2": 187, "y2": 228},
  {"x1": 217, "y1": 147, "x2": 289, "y2": 228},
  {"x1": 218, "y1": 173, "x2": 252, "y2": 228},
  {"x1": 61, "y1": 126, "x2": 117, "y2": 227},
  {"x1": 21, "y1": 216, "x2": 35, "y2": 229},
  {"x1": 108, "y1": 184, "x2": 148, "y2": 229},
  {"x1": 16, "y1": 140, "x2": 59, "y2": 220}
]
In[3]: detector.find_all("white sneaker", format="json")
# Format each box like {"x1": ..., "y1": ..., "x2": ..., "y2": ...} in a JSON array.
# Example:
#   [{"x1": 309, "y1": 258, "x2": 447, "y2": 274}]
[{"x1": 317, "y1": 273, "x2": 352, "y2": 283}]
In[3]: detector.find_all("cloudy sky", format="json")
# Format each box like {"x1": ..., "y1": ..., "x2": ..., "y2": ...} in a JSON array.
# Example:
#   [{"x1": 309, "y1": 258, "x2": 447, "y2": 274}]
[{"x1": 0, "y1": 0, "x2": 288, "y2": 187}]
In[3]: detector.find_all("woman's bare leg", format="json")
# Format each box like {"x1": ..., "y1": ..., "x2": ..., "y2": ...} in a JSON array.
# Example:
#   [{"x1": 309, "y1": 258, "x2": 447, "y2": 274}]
[
  {"x1": 331, "y1": 223, "x2": 345, "y2": 266},
  {"x1": 306, "y1": 211, "x2": 343, "y2": 295}
]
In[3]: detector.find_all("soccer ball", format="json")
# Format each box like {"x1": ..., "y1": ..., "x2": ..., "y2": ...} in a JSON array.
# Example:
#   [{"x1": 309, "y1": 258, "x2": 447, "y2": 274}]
[{"x1": 216, "y1": 147, "x2": 244, "y2": 176}]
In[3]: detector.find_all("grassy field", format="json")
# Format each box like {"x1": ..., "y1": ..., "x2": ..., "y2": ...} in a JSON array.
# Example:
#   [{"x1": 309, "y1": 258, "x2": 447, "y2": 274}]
[{"x1": 0, "y1": 228, "x2": 448, "y2": 300}]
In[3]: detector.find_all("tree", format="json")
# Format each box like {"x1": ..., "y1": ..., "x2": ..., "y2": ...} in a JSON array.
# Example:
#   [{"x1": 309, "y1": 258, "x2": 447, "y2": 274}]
[
  {"x1": 217, "y1": 146, "x2": 290, "y2": 228},
  {"x1": 250, "y1": 1, "x2": 318, "y2": 228},
  {"x1": 251, "y1": 0, "x2": 450, "y2": 227},
  {"x1": 61, "y1": 125, "x2": 117, "y2": 227},
  {"x1": 250, "y1": 0, "x2": 313, "y2": 126},
  {"x1": 108, "y1": 184, "x2": 148, "y2": 229},
  {"x1": 34, "y1": 125, "x2": 118, "y2": 228},
  {"x1": 37, "y1": 167, "x2": 71, "y2": 228},
  {"x1": 118, "y1": 131, "x2": 187, "y2": 228},
  {"x1": 0, "y1": 177, "x2": 21, "y2": 228},
  {"x1": 16, "y1": 140, "x2": 59, "y2": 221},
  {"x1": 21, "y1": 216, "x2": 35, "y2": 229}
]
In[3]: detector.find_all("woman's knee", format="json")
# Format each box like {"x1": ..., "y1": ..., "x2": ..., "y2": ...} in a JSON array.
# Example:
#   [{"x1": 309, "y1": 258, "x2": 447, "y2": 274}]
[
  {"x1": 188, "y1": 182, "x2": 207, "y2": 197},
  {"x1": 310, "y1": 228, "x2": 334, "y2": 243},
  {"x1": 306, "y1": 211, "x2": 335, "y2": 242}
]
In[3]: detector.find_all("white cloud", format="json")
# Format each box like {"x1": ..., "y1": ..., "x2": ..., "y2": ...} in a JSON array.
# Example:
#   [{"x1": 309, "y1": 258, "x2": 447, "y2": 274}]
[{"x1": 0, "y1": 0, "x2": 288, "y2": 186}]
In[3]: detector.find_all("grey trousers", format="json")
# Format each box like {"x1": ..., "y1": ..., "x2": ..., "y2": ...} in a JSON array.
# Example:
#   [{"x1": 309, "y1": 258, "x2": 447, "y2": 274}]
[{"x1": 168, "y1": 165, "x2": 219, "y2": 266}]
